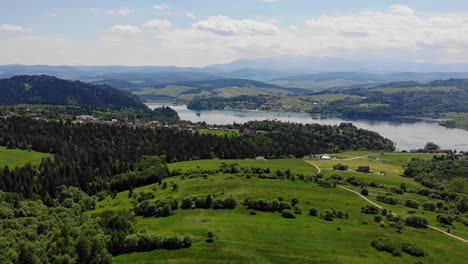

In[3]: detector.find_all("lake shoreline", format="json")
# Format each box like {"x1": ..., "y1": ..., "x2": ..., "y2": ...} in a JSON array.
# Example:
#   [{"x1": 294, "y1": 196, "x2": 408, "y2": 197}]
[{"x1": 146, "y1": 103, "x2": 468, "y2": 152}]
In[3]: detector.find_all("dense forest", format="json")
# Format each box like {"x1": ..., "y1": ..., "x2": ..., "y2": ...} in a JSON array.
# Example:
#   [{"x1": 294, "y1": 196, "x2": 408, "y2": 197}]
[
  {"x1": 0, "y1": 75, "x2": 146, "y2": 109},
  {"x1": 0, "y1": 117, "x2": 394, "y2": 200}
]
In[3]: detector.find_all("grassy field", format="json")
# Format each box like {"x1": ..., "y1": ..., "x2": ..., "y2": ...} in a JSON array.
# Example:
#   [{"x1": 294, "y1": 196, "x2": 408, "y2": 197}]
[
  {"x1": 214, "y1": 87, "x2": 292, "y2": 98},
  {"x1": 440, "y1": 112, "x2": 468, "y2": 130},
  {"x1": 134, "y1": 86, "x2": 196, "y2": 97},
  {"x1": 88, "y1": 152, "x2": 467, "y2": 263},
  {"x1": 0, "y1": 146, "x2": 52, "y2": 168},
  {"x1": 371, "y1": 86, "x2": 460, "y2": 94},
  {"x1": 278, "y1": 94, "x2": 365, "y2": 111}
]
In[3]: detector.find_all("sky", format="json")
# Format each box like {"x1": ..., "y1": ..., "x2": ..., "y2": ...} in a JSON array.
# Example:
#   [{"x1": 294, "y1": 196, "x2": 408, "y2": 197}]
[{"x1": 1, "y1": 0, "x2": 468, "y2": 67}]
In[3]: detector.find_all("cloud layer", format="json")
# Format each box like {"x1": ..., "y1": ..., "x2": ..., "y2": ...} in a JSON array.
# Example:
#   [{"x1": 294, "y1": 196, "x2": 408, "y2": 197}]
[{"x1": 1, "y1": 5, "x2": 468, "y2": 66}]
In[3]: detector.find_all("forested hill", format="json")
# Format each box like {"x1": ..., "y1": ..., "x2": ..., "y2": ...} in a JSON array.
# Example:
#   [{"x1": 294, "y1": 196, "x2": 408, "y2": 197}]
[{"x1": 0, "y1": 75, "x2": 147, "y2": 109}]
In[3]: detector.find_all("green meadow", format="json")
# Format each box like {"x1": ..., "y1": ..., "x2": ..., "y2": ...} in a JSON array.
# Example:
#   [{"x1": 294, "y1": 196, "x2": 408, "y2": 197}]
[
  {"x1": 88, "y1": 152, "x2": 468, "y2": 264},
  {"x1": 0, "y1": 146, "x2": 52, "y2": 168}
]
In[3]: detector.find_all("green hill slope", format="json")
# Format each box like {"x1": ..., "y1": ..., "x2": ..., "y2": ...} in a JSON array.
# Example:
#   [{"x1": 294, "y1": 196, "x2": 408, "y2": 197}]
[
  {"x1": 132, "y1": 79, "x2": 297, "y2": 102},
  {"x1": 90, "y1": 153, "x2": 468, "y2": 264}
]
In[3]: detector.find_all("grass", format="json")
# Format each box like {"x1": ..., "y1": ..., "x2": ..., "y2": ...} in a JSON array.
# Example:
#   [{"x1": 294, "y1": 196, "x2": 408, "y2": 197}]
[
  {"x1": 0, "y1": 146, "x2": 52, "y2": 168},
  {"x1": 88, "y1": 153, "x2": 467, "y2": 263},
  {"x1": 198, "y1": 129, "x2": 241, "y2": 137},
  {"x1": 371, "y1": 86, "x2": 460, "y2": 94},
  {"x1": 299, "y1": 93, "x2": 365, "y2": 103},
  {"x1": 440, "y1": 112, "x2": 468, "y2": 130}
]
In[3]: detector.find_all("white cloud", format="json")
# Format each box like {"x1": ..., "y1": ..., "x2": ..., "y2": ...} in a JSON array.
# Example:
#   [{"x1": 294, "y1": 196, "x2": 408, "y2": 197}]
[
  {"x1": 186, "y1": 12, "x2": 196, "y2": 19},
  {"x1": 0, "y1": 24, "x2": 27, "y2": 33},
  {"x1": 110, "y1": 25, "x2": 142, "y2": 35},
  {"x1": 153, "y1": 5, "x2": 169, "y2": 11},
  {"x1": 390, "y1": 4, "x2": 415, "y2": 16},
  {"x1": 117, "y1": 7, "x2": 135, "y2": 16},
  {"x1": 305, "y1": 5, "x2": 468, "y2": 52},
  {"x1": 143, "y1": 19, "x2": 172, "y2": 31},
  {"x1": 1, "y1": 5, "x2": 468, "y2": 67},
  {"x1": 193, "y1": 16, "x2": 280, "y2": 36},
  {"x1": 107, "y1": 7, "x2": 135, "y2": 16}
]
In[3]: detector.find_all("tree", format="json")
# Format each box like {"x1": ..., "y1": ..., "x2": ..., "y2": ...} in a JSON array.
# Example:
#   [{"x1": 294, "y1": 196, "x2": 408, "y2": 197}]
[
  {"x1": 423, "y1": 142, "x2": 440, "y2": 153},
  {"x1": 405, "y1": 215, "x2": 428, "y2": 228},
  {"x1": 309, "y1": 207, "x2": 318, "y2": 216},
  {"x1": 360, "y1": 188, "x2": 369, "y2": 196}
]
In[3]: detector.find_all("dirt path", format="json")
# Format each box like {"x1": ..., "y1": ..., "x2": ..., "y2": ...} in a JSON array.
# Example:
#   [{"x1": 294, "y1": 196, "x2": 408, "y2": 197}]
[
  {"x1": 337, "y1": 186, "x2": 383, "y2": 209},
  {"x1": 337, "y1": 186, "x2": 468, "y2": 244},
  {"x1": 304, "y1": 160, "x2": 321, "y2": 174}
]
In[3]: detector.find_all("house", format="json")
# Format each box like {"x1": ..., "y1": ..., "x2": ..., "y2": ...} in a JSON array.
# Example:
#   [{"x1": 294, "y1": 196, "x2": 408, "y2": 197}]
[
  {"x1": 321, "y1": 155, "x2": 331, "y2": 160},
  {"x1": 357, "y1": 166, "x2": 371, "y2": 173},
  {"x1": 255, "y1": 156, "x2": 266, "y2": 161}
]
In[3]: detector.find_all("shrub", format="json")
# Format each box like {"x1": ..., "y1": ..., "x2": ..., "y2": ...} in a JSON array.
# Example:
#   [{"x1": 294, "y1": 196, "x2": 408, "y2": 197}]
[
  {"x1": 323, "y1": 209, "x2": 335, "y2": 221},
  {"x1": 361, "y1": 188, "x2": 369, "y2": 196},
  {"x1": 207, "y1": 231, "x2": 214, "y2": 243},
  {"x1": 291, "y1": 197, "x2": 299, "y2": 207},
  {"x1": 361, "y1": 205, "x2": 380, "y2": 214},
  {"x1": 371, "y1": 238, "x2": 425, "y2": 257},
  {"x1": 377, "y1": 195, "x2": 398, "y2": 205},
  {"x1": 293, "y1": 204, "x2": 302, "y2": 214},
  {"x1": 437, "y1": 214, "x2": 453, "y2": 225},
  {"x1": 422, "y1": 202, "x2": 436, "y2": 211},
  {"x1": 281, "y1": 209, "x2": 296, "y2": 219},
  {"x1": 405, "y1": 215, "x2": 428, "y2": 228},
  {"x1": 374, "y1": 215, "x2": 382, "y2": 222},
  {"x1": 309, "y1": 207, "x2": 318, "y2": 216},
  {"x1": 390, "y1": 187, "x2": 404, "y2": 194},
  {"x1": 405, "y1": 199, "x2": 419, "y2": 209}
]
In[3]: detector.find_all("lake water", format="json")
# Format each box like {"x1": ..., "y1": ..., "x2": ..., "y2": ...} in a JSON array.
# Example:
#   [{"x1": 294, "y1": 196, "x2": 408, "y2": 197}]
[{"x1": 147, "y1": 103, "x2": 468, "y2": 152}]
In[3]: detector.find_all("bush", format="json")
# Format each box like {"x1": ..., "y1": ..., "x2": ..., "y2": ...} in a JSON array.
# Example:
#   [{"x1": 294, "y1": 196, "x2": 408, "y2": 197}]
[
  {"x1": 371, "y1": 238, "x2": 425, "y2": 257},
  {"x1": 377, "y1": 195, "x2": 398, "y2": 205},
  {"x1": 422, "y1": 202, "x2": 436, "y2": 211},
  {"x1": 437, "y1": 214, "x2": 453, "y2": 225},
  {"x1": 207, "y1": 231, "x2": 214, "y2": 243},
  {"x1": 281, "y1": 209, "x2": 296, "y2": 219},
  {"x1": 323, "y1": 209, "x2": 335, "y2": 221},
  {"x1": 405, "y1": 199, "x2": 419, "y2": 209},
  {"x1": 309, "y1": 207, "x2": 318, "y2": 216},
  {"x1": 361, "y1": 188, "x2": 369, "y2": 196},
  {"x1": 374, "y1": 215, "x2": 382, "y2": 222},
  {"x1": 361, "y1": 205, "x2": 380, "y2": 214},
  {"x1": 293, "y1": 204, "x2": 302, "y2": 214},
  {"x1": 405, "y1": 215, "x2": 428, "y2": 228}
]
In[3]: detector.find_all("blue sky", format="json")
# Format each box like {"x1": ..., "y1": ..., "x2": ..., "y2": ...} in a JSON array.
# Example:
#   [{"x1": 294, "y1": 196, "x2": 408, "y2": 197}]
[{"x1": 1, "y1": 0, "x2": 467, "y2": 66}]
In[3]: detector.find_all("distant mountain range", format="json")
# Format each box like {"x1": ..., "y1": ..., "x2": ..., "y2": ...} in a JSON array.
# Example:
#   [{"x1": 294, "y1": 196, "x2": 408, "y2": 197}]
[
  {"x1": 1, "y1": 58, "x2": 468, "y2": 93},
  {"x1": 0, "y1": 75, "x2": 146, "y2": 109}
]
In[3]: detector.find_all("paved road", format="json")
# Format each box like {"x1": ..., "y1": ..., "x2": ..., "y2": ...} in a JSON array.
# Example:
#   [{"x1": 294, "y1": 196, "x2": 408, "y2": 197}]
[{"x1": 338, "y1": 186, "x2": 468, "y2": 244}]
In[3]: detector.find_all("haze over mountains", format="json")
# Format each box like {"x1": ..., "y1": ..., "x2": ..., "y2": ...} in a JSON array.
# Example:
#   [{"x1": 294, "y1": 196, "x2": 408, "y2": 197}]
[{"x1": 1, "y1": 57, "x2": 468, "y2": 93}]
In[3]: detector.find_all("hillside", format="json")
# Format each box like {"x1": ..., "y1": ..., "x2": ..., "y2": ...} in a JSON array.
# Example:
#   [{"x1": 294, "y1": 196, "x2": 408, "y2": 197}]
[
  {"x1": 89, "y1": 152, "x2": 468, "y2": 263},
  {"x1": 0, "y1": 75, "x2": 146, "y2": 109},
  {"x1": 133, "y1": 79, "x2": 299, "y2": 102},
  {"x1": 273, "y1": 79, "x2": 468, "y2": 118}
]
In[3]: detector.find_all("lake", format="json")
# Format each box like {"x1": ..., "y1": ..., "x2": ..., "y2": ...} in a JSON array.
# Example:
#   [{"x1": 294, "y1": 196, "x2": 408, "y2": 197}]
[{"x1": 147, "y1": 103, "x2": 468, "y2": 152}]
